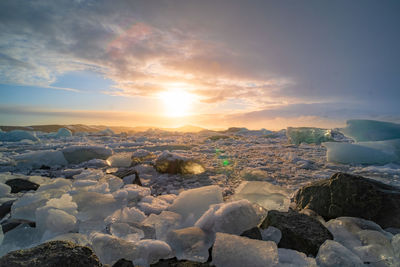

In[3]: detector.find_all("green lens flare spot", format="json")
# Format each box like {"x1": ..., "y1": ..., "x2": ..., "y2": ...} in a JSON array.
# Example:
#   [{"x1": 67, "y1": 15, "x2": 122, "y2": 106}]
[
  {"x1": 223, "y1": 160, "x2": 230, "y2": 166},
  {"x1": 215, "y1": 148, "x2": 220, "y2": 153}
]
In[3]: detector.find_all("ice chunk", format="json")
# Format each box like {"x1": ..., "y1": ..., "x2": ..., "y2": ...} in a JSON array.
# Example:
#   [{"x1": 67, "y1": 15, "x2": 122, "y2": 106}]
[
  {"x1": 112, "y1": 184, "x2": 151, "y2": 203},
  {"x1": 195, "y1": 200, "x2": 259, "y2": 235},
  {"x1": 0, "y1": 130, "x2": 39, "y2": 142},
  {"x1": 73, "y1": 169, "x2": 104, "y2": 180},
  {"x1": 278, "y1": 248, "x2": 317, "y2": 267},
  {"x1": 393, "y1": 234, "x2": 400, "y2": 258},
  {"x1": 11, "y1": 184, "x2": 70, "y2": 221},
  {"x1": 212, "y1": 232, "x2": 279, "y2": 267},
  {"x1": 143, "y1": 211, "x2": 182, "y2": 241},
  {"x1": 0, "y1": 183, "x2": 11, "y2": 197},
  {"x1": 104, "y1": 207, "x2": 146, "y2": 225},
  {"x1": 106, "y1": 153, "x2": 132, "y2": 168},
  {"x1": 231, "y1": 181, "x2": 291, "y2": 211},
  {"x1": 324, "y1": 140, "x2": 400, "y2": 165},
  {"x1": 62, "y1": 145, "x2": 113, "y2": 164},
  {"x1": 132, "y1": 239, "x2": 172, "y2": 266},
  {"x1": 44, "y1": 194, "x2": 78, "y2": 215},
  {"x1": 90, "y1": 232, "x2": 138, "y2": 265},
  {"x1": 166, "y1": 227, "x2": 213, "y2": 262},
  {"x1": 72, "y1": 191, "x2": 120, "y2": 221},
  {"x1": 36, "y1": 208, "x2": 77, "y2": 238},
  {"x1": 110, "y1": 222, "x2": 144, "y2": 242},
  {"x1": 341, "y1": 119, "x2": 400, "y2": 142},
  {"x1": 55, "y1": 128, "x2": 73, "y2": 138},
  {"x1": 0, "y1": 224, "x2": 41, "y2": 257},
  {"x1": 138, "y1": 195, "x2": 170, "y2": 215},
  {"x1": 90, "y1": 233, "x2": 171, "y2": 266},
  {"x1": 326, "y1": 217, "x2": 397, "y2": 264},
  {"x1": 261, "y1": 226, "x2": 282, "y2": 244},
  {"x1": 316, "y1": 240, "x2": 363, "y2": 267},
  {"x1": 240, "y1": 168, "x2": 269, "y2": 181},
  {"x1": 14, "y1": 150, "x2": 68, "y2": 169},
  {"x1": 168, "y1": 185, "x2": 223, "y2": 226},
  {"x1": 286, "y1": 127, "x2": 333, "y2": 145}
]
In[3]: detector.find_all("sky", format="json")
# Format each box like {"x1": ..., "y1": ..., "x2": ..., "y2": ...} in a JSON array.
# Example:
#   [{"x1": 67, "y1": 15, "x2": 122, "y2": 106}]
[{"x1": 0, "y1": 0, "x2": 399, "y2": 130}]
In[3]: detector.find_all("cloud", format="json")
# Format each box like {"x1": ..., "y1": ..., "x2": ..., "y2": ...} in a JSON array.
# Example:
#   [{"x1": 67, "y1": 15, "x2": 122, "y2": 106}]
[{"x1": 0, "y1": 0, "x2": 292, "y2": 108}]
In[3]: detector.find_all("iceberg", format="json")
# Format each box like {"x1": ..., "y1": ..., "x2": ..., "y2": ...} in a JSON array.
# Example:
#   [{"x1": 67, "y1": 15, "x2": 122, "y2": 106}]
[
  {"x1": 324, "y1": 139, "x2": 400, "y2": 165},
  {"x1": 0, "y1": 130, "x2": 40, "y2": 142},
  {"x1": 286, "y1": 127, "x2": 334, "y2": 145},
  {"x1": 55, "y1": 128, "x2": 72, "y2": 138},
  {"x1": 230, "y1": 181, "x2": 291, "y2": 211},
  {"x1": 341, "y1": 119, "x2": 400, "y2": 142}
]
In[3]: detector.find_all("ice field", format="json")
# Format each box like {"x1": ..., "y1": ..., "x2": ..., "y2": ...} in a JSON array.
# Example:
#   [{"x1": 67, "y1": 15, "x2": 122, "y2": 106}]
[{"x1": 0, "y1": 120, "x2": 400, "y2": 266}]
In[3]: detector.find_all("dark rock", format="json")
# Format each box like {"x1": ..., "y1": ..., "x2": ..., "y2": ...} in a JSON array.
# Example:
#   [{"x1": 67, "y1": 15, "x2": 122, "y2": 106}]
[
  {"x1": 1, "y1": 220, "x2": 36, "y2": 233},
  {"x1": 155, "y1": 152, "x2": 205, "y2": 175},
  {"x1": 0, "y1": 200, "x2": 14, "y2": 220},
  {"x1": 150, "y1": 257, "x2": 213, "y2": 267},
  {"x1": 240, "y1": 227, "x2": 262, "y2": 240},
  {"x1": 260, "y1": 210, "x2": 333, "y2": 256},
  {"x1": 294, "y1": 172, "x2": 400, "y2": 228},
  {"x1": 5, "y1": 179, "x2": 39, "y2": 193},
  {"x1": 0, "y1": 240, "x2": 102, "y2": 267},
  {"x1": 112, "y1": 258, "x2": 134, "y2": 267},
  {"x1": 114, "y1": 169, "x2": 142, "y2": 186}
]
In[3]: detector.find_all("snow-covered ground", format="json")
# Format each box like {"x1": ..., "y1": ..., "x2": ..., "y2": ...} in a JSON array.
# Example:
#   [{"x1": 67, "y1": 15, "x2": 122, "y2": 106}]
[{"x1": 0, "y1": 123, "x2": 400, "y2": 266}]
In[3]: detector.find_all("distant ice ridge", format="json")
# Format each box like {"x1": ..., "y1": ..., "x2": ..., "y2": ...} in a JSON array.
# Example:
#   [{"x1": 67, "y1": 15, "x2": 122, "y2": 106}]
[
  {"x1": 0, "y1": 130, "x2": 40, "y2": 142},
  {"x1": 286, "y1": 127, "x2": 334, "y2": 145},
  {"x1": 324, "y1": 119, "x2": 400, "y2": 165},
  {"x1": 341, "y1": 119, "x2": 400, "y2": 142}
]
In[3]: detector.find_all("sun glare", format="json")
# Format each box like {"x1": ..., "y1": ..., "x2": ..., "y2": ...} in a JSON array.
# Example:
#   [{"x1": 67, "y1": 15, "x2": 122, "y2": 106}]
[{"x1": 159, "y1": 89, "x2": 195, "y2": 117}]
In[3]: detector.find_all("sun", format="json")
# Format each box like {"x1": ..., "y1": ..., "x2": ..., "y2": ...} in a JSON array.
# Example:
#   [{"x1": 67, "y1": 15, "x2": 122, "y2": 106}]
[{"x1": 158, "y1": 89, "x2": 195, "y2": 117}]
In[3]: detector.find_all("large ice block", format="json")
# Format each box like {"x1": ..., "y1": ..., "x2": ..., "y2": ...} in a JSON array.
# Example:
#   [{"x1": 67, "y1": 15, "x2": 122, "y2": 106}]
[
  {"x1": 230, "y1": 181, "x2": 291, "y2": 211},
  {"x1": 324, "y1": 139, "x2": 400, "y2": 165},
  {"x1": 55, "y1": 128, "x2": 73, "y2": 138},
  {"x1": 316, "y1": 240, "x2": 363, "y2": 267},
  {"x1": 286, "y1": 127, "x2": 334, "y2": 145},
  {"x1": 212, "y1": 232, "x2": 279, "y2": 267},
  {"x1": 195, "y1": 199, "x2": 260, "y2": 235},
  {"x1": 166, "y1": 227, "x2": 213, "y2": 262},
  {"x1": 341, "y1": 119, "x2": 400, "y2": 142},
  {"x1": 168, "y1": 185, "x2": 223, "y2": 226}
]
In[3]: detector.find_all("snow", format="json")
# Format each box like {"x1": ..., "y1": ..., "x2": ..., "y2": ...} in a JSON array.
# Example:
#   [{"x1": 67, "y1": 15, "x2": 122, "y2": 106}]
[
  {"x1": 0, "y1": 130, "x2": 40, "y2": 142},
  {"x1": 195, "y1": 199, "x2": 260, "y2": 235},
  {"x1": 341, "y1": 119, "x2": 400, "y2": 142},
  {"x1": 212, "y1": 232, "x2": 279, "y2": 267},
  {"x1": 286, "y1": 127, "x2": 333, "y2": 145},
  {"x1": 230, "y1": 181, "x2": 291, "y2": 211},
  {"x1": 168, "y1": 185, "x2": 223, "y2": 226},
  {"x1": 166, "y1": 226, "x2": 213, "y2": 262}
]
